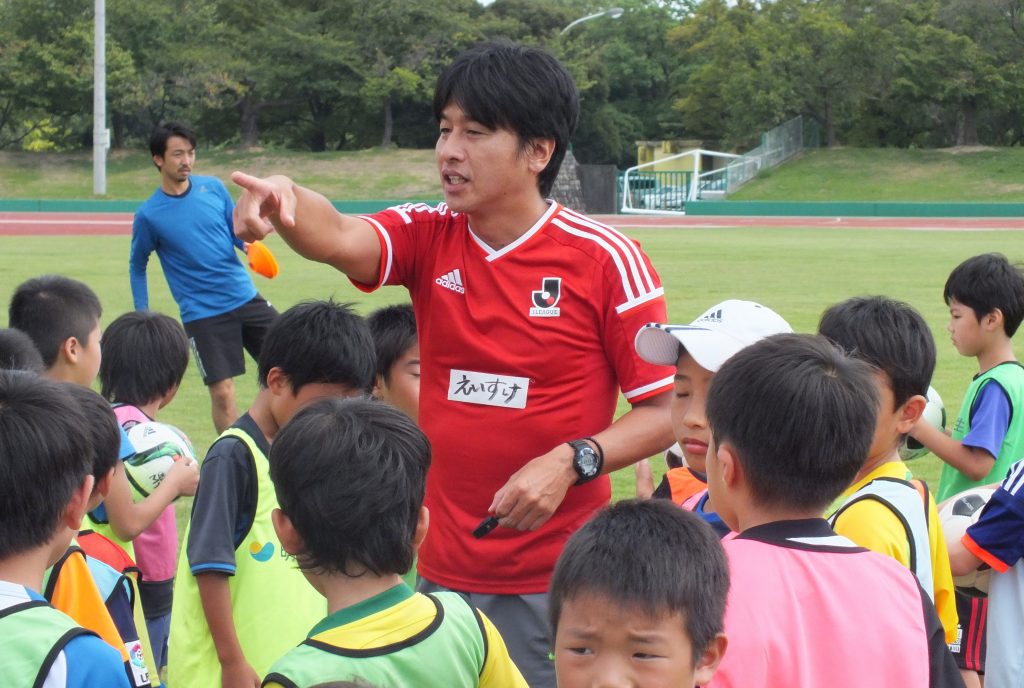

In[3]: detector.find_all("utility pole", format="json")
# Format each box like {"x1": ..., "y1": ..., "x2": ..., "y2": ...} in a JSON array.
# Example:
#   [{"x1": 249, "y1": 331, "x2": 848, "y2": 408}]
[{"x1": 93, "y1": 0, "x2": 108, "y2": 196}]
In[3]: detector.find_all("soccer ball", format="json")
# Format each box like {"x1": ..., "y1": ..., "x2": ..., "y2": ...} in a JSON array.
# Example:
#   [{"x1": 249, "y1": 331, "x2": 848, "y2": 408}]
[
  {"x1": 899, "y1": 386, "x2": 946, "y2": 461},
  {"x1": 124, "y1": 421, "x2": 196, "y2": 497},
  {"x1": 938, "y1": 486, "x2": 995, "y2": 596}
]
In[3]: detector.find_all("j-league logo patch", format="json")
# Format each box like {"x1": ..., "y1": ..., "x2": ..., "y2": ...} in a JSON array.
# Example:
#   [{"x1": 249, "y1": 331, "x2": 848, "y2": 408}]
[
  {"x1": 530, "y1": 277, "x2": 562, "y2": 317},
  {"x1": 436, "y1": 268, "x2": 465, "y2": 294}
]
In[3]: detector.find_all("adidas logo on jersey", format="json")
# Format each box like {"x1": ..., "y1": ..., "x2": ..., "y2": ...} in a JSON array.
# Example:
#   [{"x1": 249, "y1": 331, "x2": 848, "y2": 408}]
[{"x1": 436, "y1": 269, "x2": 465, "y2": 294}]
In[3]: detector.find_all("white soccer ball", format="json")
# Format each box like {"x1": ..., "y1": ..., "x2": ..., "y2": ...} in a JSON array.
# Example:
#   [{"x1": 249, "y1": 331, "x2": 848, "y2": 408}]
[
  {"x1": 938, "y1": 486, "x2": 995, "y2": 596},
  {"x1": 899, "y1": 386, "x2": 946, "y2": 461},
  {"x1": 125, "y1": 421, "x2": 196, "y2": 497}
]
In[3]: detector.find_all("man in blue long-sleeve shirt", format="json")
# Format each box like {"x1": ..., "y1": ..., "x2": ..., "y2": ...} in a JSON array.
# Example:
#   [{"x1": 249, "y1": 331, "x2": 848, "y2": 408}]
[{"x1": 130, "y1": 122, "x2": 278, "y2": 432}]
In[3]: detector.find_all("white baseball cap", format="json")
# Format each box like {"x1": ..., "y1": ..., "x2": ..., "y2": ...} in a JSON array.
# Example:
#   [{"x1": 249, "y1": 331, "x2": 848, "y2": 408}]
[{"x1": 634, "y1": 300, "x2": 793, "y2": 372}]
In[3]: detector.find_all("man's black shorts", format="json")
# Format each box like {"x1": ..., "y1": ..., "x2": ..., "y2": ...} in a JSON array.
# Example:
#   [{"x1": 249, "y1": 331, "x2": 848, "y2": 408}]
[
  {"x1": 183, "y1": 296, "x2": 278, "y2": 385},
  {"x1": 949, "y1": 589, "x2": 987, "y2": 673}
]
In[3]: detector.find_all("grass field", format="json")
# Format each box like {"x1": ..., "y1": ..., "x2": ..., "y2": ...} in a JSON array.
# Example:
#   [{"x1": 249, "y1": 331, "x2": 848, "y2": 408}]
[
  {"x1": 7, "y1": 146, "x2": 1024, "y2": 204},
  {"x1": 0, "y1": 148, "x2": 440, "y2": 202},
  {"x1": 3, "y1": 225, "x2": 1022, "y2": 516},
  {"x1": 733, "y1": 147, "x2": 1024, "y2": 202}
]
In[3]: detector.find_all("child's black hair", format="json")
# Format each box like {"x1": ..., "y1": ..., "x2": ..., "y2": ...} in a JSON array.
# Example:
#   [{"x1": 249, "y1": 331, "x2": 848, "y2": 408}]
[
  {"x1": 8, "y1": 275, "x2": 102, "y2": 368},
  {"x1": 269, "y1": 397, "x2": 431, "y2": 577},
  {"x1": 818, "y1": 296, "x2": 936, "y2": 408},
  {"x1": 0, "y1": 327, "x2": 44, "y2": 373},
  {"x1": 549, "y1": 499, "x2": 729, "y2": 663},
  {"x1": 433, "y1": 41, "x2": 580, "y2": 197},
  {"x1": 0, "y1": 371, "x2": 91, "y2": 558},
  {"x1": 99, "y1": 311, "x2": 189, "y2": 406},
  {"x1": 944, "y1": 253, "x2": 1024, "y2": 337},
  {"x1": 706, "y1": 333, "x2": 878, "y2": 513},
  {"x1": 257, "y1": 300, "x2": 375, "y2": 395},
  {"x1": 366, "y1": 304, "x2": 417, "y2": 383},
  {"x1": 64, "y1": 384, "x2": 121, "y2": 482}
]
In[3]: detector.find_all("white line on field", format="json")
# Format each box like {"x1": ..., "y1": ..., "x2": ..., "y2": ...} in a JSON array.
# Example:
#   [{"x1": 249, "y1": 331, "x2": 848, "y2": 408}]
[{"x1": 0, "y1": 219, "x2": 132, "y2": 225}]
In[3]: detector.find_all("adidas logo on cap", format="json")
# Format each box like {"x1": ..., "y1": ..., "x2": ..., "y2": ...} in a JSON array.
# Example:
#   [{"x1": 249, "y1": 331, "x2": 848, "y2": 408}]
[
  {"x1": 436, "y1": 268, "x2": 465, "y2": 294},
  {"x1": 697, "y1": 308, "x2": 724, "y2": 324}
]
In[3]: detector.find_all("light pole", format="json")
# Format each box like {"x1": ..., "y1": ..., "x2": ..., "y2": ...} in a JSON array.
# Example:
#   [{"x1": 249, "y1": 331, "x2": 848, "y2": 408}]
[
  {"x1": 93, "y1": 0, "x2": 108, "y2": 196},
  {"x1": 560, "y1": 7, "x2": 624, "y2": 35}
]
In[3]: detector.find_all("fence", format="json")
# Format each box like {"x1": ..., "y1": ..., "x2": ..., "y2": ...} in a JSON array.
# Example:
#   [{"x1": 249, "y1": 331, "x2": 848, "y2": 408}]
[
  {"x1": 617, "y1": 170, "x2": 693, "y2": 212},
  {"x1": 712, "y1": 115, "x2": 821, "y2": 194}
]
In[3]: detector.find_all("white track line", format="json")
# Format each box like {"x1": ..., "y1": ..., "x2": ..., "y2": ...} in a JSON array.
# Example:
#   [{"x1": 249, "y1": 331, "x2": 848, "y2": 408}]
[{"x1": 0, "y1": 219, "x2": 132, "y2": 225}]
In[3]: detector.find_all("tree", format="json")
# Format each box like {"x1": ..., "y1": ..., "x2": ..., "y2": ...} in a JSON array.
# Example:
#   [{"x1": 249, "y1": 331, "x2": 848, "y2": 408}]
[
  {"x1": 0, "y1": 0, "x2": 94, "y2": 149},
  {"x1": 350, "y1": 0, "x2": 478, "y2": 149}
]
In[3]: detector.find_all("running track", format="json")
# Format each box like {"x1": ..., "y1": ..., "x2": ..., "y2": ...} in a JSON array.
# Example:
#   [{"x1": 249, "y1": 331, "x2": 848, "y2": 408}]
[{"x1": 1, "y1": 211, "x2": 1023, "y2": 236}]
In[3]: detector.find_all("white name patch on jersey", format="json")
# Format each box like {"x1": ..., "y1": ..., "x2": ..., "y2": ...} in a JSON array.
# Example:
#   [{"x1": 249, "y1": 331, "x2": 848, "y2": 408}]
[{"x1": 448, "y1": 369, "x2": 530, "y2": 409}]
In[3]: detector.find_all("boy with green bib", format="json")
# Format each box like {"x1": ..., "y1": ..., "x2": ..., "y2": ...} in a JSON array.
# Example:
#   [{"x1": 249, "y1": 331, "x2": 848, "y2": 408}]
[
  {"x1": 262, "y1": 397, "x2": 526, "y2": 688},
  {"x1": 0, "y1": 370, "x2": 129, "y2": 687},
  {"x1": 169, "y1": 300, "x2": 376, "y2": 687},
  {"x1": 910, "y1": 252, "x2": 1024, "y2": 686}
]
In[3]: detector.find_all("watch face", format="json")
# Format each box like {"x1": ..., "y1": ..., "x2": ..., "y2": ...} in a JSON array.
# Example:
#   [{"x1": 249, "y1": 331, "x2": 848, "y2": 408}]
[{"x1": 576, "y1": 446, "x2": 599, "y2": 477}]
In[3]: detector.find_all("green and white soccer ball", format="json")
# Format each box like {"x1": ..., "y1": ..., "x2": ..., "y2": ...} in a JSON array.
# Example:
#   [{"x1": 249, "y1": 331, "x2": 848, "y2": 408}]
[
  {"x1": 899, "y1": 386, "x2": 946, "y2": 461},
  {"x1": 938, "y1": 486, "x2": 995, "y2": 596},
  {"x1": 125, "y1": 421, "x2": 196, "y2": 497}
]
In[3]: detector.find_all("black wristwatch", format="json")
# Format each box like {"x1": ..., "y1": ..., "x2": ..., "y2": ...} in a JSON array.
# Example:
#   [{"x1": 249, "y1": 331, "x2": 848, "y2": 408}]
[{"x1": 568, "y1": 438, "x2": 604, "y2": 485}]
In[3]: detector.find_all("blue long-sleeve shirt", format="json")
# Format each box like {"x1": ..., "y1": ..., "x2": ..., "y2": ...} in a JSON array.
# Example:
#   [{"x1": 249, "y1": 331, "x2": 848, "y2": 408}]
[{"x1": 130, "y1": 176, "x2": 255, "y2": 323}]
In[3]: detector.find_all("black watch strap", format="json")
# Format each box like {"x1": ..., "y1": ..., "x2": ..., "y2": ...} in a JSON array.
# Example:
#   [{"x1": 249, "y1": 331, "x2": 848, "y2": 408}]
[{"x1": 568, "y1": 437, "x2": 604, "y2": 485}]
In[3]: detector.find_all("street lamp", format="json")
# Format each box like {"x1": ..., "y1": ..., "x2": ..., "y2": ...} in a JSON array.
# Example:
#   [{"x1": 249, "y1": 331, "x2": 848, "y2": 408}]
[{"x1": 560, "y1": 7, "x2": 624, "y2": 35}]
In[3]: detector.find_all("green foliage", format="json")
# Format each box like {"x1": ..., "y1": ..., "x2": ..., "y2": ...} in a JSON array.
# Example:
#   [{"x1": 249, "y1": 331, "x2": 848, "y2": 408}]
[
  {"x1": 3, "y1": 0, "x2": 1024, "y2": 162},
  {"x1": 670, "y1": 0, "x2": 1024, "y2": 150}
]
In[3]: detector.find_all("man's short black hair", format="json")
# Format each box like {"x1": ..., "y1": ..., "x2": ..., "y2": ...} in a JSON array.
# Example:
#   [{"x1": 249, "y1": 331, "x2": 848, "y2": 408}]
[
  {"x1": 707, "y1": 333, "x2": 878, "y2": 513},
  {"x1": 150, "y1": 121, "x2": 197, "y2": 160},
  {"x1": 0, "y1": 371, "x2": 91, "y2": 558},
  {"x1": 944, "y1": 253, "x2": 1024, "y2": 337},
  {"x1": 549, "y1": 499, "x2": 729, "y2": 662},
  {"x1": 8, "y1": 275, "x2": 102, "y2": 368},
  {"x1": 257, "y1": 300, "x2": 375, "y2": 395},
  {"x1": 818, "y1": 296, "x2": 936, "y2": 408},
  {"x1": 269, "y1": 397, "x2": 431, "y2": 577},
  {"x1": 433, "y1": 41, "x2": 580, "y2": 197},
  {"x1": 65, "y1": 384, "x2": 121, "y2": 482},
  {"x1": 366, "y1": 304, "x2": 417, "y2": 383},
  {"x1": 99, "y1": 311, "x2": 189, "y2": 406},
  {"x1": 0, "y1": 328, "x2": 44, "y2": 373}
]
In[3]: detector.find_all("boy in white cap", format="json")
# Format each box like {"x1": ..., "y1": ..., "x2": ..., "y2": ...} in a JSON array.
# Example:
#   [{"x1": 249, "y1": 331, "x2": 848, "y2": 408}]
[{"x1": 634, "y1": 300, "x2": 793, "y2": 536}]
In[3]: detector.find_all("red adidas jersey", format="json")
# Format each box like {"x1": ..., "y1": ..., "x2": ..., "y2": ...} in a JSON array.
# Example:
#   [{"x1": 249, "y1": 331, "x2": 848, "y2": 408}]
[{"x1": 355, "y1": 201, "x2": 673, "y2": 593}]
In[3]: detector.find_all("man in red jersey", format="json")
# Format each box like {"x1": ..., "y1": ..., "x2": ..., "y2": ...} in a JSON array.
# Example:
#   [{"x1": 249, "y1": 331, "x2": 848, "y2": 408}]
[{"x1": 232, "y1": 41, "x2": 674, "y2": 687}]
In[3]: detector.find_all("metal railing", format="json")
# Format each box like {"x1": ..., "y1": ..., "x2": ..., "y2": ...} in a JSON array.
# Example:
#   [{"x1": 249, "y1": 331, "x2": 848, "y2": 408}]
[
  {"x1": 616, "y1": 116, "x2": 821, "y2": 214},
  {"x1": 619, "y1": 149, "x2": 740, "y2": 215},
  {"x1": 722, "y1": 116, "x2": 820, "y2": 193}
]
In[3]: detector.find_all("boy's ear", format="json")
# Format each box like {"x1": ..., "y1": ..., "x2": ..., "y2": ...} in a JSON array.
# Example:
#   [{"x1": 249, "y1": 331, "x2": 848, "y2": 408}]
[
  {"x1": 63, "y1": 475, "x2": 96, "y2": 532},
  {"x1": 694, "y1": 633, "x2": 728, "y2": 686},
  {"x1": 86, "y1": 467, "x2": 116, "y2": 512},
  {"x1": 413, "y1": 506, "x2": 430, "y2": 550},
  {"x1": 896, "y1": 394, "x2": 927, "y2": 434},
  {"x1": 96, "y1": 467, "x2": 115, "y2": 497},
  {"x1": 272, "y1": 507, "x2": 305, "y2": 557},
  {"x1": 983, "y1": 308, "x2": 1004, "y2": 332},
  {"x1": 371, "y1": 374, "x2": 385, "y2": 400},
  {"x1": 59, "y1": 336, "x2": 80, "y2": 365},
  {"x1": 717, "y1": 443, "x2": 741, "y2": 489},
  {"x1": 266, "y1": 367, "x2": 291, "y2": 397}
]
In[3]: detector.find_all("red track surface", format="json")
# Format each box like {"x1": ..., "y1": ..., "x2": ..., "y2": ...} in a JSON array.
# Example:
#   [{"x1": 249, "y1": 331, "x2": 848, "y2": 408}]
[{"x1": 1, "y1": 211, "x2": 1023, "y2": 236}]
